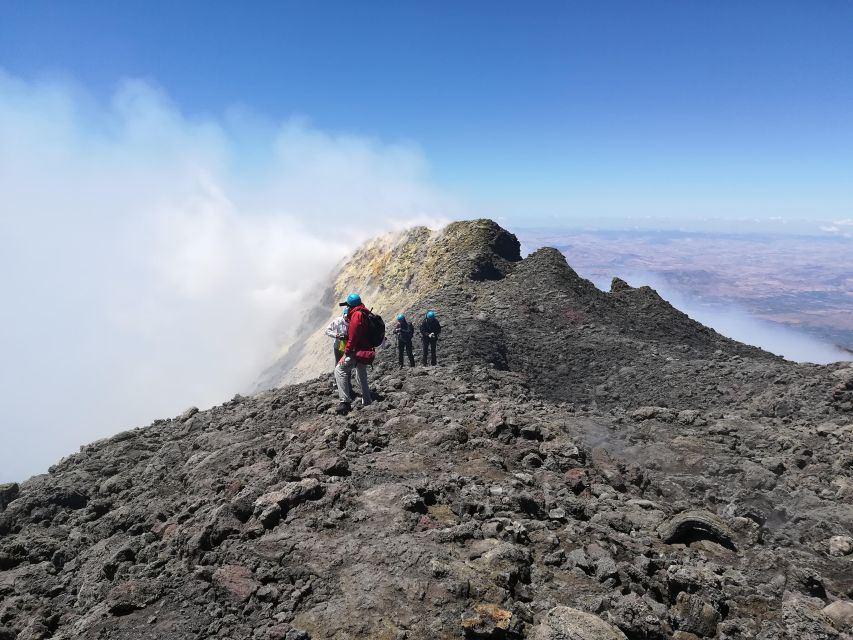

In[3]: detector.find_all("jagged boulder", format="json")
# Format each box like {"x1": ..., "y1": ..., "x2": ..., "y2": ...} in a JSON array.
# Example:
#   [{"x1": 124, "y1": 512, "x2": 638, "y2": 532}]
[
  {"x1": 530, "y1": 606, "x2": 628, "y2": 639},
  {"x1": 658, "y1": 509, "x2": 737, "y2": 550}
]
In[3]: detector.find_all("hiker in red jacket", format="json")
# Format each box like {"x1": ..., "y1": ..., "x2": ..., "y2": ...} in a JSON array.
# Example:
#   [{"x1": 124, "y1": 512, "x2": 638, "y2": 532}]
[{"x1": 335, "y1": 292, "x2": 374, "y2": 414}]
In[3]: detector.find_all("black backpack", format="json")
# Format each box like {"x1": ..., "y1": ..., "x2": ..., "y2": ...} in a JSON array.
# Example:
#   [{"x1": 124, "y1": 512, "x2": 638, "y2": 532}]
[{"x1": 363, "y1": 310, "x2": 386, "y2": 348}]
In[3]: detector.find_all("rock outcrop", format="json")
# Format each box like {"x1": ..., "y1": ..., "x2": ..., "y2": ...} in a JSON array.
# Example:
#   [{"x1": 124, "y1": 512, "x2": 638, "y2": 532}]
[
  {"x1": 256, "y1": 219, "x2": 521, "y2": 388},
  {"x1": 1, "y1": 219, "x2": 850, "y2": 640}
]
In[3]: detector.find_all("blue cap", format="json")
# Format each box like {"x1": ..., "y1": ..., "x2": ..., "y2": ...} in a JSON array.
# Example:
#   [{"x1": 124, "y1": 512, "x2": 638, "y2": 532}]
[
  {"x1": 397, "y1": 313, "x2": 405, "y2": 321},
  {"x1": 339, "y1": 292, "x2": 362, "y2": 307},
  {"x1": 426, "y1": 310, "x2": 436, "y2": 318}
]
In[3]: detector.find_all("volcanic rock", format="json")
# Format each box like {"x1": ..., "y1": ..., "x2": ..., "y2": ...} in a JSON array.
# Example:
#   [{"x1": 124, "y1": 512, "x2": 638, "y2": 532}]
[
  {"x1": 823, "y1": 601, "x2": 853, "y2": 629},
  {"x1": 530, "y1": 605, "x2": 627, "y2": 639},
  {"x1": 1, "y1": 219, "x2": 851, "y2": 639}
]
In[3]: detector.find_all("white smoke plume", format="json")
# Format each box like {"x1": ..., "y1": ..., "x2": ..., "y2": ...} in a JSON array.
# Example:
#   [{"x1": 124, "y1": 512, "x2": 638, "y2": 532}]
[{"x1": 0, "y1": 71, "x2": 459, "y2": 481}]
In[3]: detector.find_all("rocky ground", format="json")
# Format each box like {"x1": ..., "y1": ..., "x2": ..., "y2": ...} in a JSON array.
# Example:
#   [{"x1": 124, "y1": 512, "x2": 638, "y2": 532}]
[{"x1": 1, "y1": 220, "x2": 851, "y2": 639}]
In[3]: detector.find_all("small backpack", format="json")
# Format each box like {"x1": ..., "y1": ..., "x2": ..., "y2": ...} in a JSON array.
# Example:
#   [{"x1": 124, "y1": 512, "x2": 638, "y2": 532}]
[{"x1": 363, "y1": 310, "x2": 386, "y2": 348}]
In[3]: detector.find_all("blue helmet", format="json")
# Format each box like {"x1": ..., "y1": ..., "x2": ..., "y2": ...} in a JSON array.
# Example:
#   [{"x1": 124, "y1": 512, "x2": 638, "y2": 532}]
[
  {"x1": 396, "y1": 313, "x2": 405, "y2": 321},
  {"x1": 426, "y1": 310, "x2": 436, "y2": 319},
  {"x1": 342, "y1": 292, "x2": 361, "y2": 307},
  {"x1": 342, "y1": 307, "x2": 350, "y2": 319}
]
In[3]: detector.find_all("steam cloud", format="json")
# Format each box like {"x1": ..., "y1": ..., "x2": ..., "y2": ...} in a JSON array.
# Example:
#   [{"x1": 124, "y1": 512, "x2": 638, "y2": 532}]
[{"x1": 0, "y1": 71, "x2": 458, "y2": 481}]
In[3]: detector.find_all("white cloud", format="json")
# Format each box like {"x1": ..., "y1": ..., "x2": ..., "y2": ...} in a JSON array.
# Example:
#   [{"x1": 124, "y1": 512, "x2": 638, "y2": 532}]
[
  {"x1": 0, "y1": 70, "x2": 460, "y2": 481},
  {"x1": 820, "y1": 218, "x2": 852, "y2": 237}
]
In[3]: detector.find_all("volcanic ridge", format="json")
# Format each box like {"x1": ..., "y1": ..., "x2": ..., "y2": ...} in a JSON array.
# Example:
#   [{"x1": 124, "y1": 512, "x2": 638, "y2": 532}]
[{"x1": 1, "y1": 219, "x2": 851, "y2": 640}]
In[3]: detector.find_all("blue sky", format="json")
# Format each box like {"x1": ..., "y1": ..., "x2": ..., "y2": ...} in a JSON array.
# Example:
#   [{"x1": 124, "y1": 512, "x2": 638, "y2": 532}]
[{"x1": 1, "y1": 0, "x2": 852, "y2": 227}]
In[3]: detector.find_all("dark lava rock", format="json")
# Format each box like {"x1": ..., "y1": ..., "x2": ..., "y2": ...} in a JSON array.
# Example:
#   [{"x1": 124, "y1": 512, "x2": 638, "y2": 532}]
[{"x1": 1, "y1": 219, "x2": 850, "y2": 640}]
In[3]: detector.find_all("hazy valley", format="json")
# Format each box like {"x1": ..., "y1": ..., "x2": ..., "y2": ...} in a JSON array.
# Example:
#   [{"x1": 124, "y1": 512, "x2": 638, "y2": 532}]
[{"x1": 519, "y1": 229, "x2": 853, "y2": 359}]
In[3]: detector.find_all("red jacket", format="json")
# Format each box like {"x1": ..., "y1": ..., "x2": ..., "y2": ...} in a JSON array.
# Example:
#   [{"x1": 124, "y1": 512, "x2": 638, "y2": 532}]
[{"x1": 345, "y1": 304, "x2": 372, "y2": 358}]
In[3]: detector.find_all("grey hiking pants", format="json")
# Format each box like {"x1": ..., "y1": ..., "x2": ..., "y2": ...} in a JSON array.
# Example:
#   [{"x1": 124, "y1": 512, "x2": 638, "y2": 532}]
[{"x1": 334, "y1": 358, "x2": 371, "y2": 406}]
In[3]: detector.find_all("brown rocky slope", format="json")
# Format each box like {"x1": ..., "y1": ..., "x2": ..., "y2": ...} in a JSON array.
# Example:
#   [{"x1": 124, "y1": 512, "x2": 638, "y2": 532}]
[
  {"x1": 256, "y1": 220, "x2": 523, "y2": 388},
  {"x1": 1, "y1": 219, "x2": 851, "y2": 640}
]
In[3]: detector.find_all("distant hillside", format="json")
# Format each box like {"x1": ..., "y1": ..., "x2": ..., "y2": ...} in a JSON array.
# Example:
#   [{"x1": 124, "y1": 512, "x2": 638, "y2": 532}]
[{"x1": 517, "y1": 228, "x2": 853, "y2": 356}]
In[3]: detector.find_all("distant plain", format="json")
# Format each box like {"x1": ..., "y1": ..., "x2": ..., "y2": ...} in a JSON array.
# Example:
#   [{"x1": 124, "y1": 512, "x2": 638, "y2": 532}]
[{"x1": 519, "y1": 228, "x2": 853, "y2": 360}]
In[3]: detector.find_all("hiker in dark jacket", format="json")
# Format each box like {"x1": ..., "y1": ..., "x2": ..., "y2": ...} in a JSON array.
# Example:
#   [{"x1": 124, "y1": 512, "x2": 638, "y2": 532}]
[
  {"x1": 393, "y1": 313, "x2": 416, "y2": 368},
  {"x1": 334, "y1": 293, "x2": 374, "y2": 414},
  {"x1": 419, "y1": 310, "x2": 441, "y2": 366}
]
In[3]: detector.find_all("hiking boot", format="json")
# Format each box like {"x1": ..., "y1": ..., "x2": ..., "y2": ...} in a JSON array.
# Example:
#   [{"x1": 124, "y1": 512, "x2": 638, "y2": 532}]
[{"x1": 335, "y1": 402, "x2": 351, "y2": 415}]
